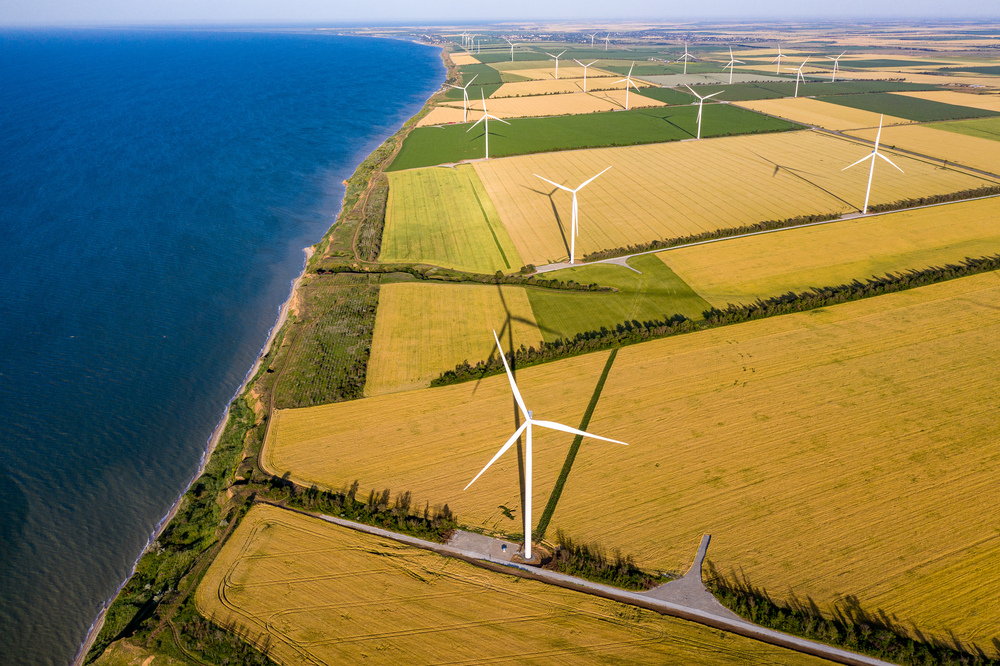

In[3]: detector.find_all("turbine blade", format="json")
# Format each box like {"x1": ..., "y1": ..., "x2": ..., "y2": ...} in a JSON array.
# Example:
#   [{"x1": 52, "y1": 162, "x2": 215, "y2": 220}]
[
  {"x1": 842, "y1": 154, "x2": 873, "y2": 171},
  {"x1": 463, "y1": 422, "x2": 529, "y2": 490},
  {"x1": 704, "y1": 90, "x2": 724, "y2": 99},
  {"x1": 683, "y1": 84, "x2": 703, "y2": 100},
  {"x1": 493, "y1": 330, "x2": 529, "y2": 418},
  {"x1": 878, "y1": 152, "x2": 905, "y2": 173},
  {"x1": 534, "y1": 174, "x2": 573, "y2": 192},
  {"x1": 467, "y1": 116, "x2": 486, "y2": 132},
  {"x1": 466, "y1": 74, "x2": 478, "y2": 87},
  {"x1": 532, "y1": 419, "x2": 628, "y2": 446},
  {"x1": 576, "y1": 165, "x2": 612, "y2": 190},
  {"x1": 491, "y1": 115, "x2": 511, "y2": 125}
]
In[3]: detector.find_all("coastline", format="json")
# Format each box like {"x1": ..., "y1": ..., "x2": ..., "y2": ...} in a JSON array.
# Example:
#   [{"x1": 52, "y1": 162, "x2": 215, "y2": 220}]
[{"x1": 75, "y1": 38, "x2": 448, "y2": 666}]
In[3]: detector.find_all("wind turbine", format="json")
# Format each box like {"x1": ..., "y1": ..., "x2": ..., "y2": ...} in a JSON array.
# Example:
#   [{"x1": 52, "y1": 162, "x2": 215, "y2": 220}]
[
  {"x1": 465, "y1": 330, "x2": 628, "y2": 561},
  {"x1": 793, "y1": 56, "x2": 810, "y2": 98},
  {"x1": 534, "y1": 166, "x2": 611, "y2": 264},
  {"x1": 684, "y1": 84, "x2": 723, "y2": 140},
  {"x1": 574, "y1": 59, "x2": 599, "y2": 92},
  {"x1": 676, "y1": 42, "x2": 696, "y2": 75},
  {"x1": 603, "y1": 33, "x2": 611, "y2": 51},
  {"x1": 544, "y1": 50, "x2": 568, "y2": 79},
  {"x1": 772, "y1": 44, "x2": 790, "y2": 74},
  {"x1": 614, "y1": 62, "x2": 641, "y2": 110},
  {"x1": 827, "y1": 51, "x2": 846, "y2": 82},
  {"x1": 448, "y1": 74, "x2": 479, "y2": 123},
  {"x1": 589, "y1": 32, "x2": 598, "y2": 47},
  {"x1": 842, "y1": 115, "x2": 903, "y2": 215},
  {"x1": 504, "y1": 37, "x2": 519, "y2": 62},
  {"x1": 722, "y1": 46, "x2": 745, "y2": 85},
  {"x1": 467, "y1": 90, "x2": 510, "y2": 160}
]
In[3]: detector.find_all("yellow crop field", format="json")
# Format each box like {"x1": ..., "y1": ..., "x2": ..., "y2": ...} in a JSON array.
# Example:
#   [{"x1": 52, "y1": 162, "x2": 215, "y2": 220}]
[
  {"x1": 449, "y1": 52, "x2": 480, "y2": 66},
  {"x1": 492, "y1": 77, "x2": 652, "y2": 98},
  {"x1": 417, "y1": 90, "x2": 664, "y2": 126},
  {"x1": 472, "y1": 130, "x2": 991, "y2": 266},
  {"x1": 197, "y1": 505, "x2": 828, "y2": 666},
  {"x1": 734, "y1": 97, "x2": 912, "y2": 131},
  {"x1": 365, "y1": 282, "x2": 543, "y2": 396},
  {"x1": 263, "y1": 272, "x2": 1000, "y2": 652},
  {"x1": 381, "y1": 165, "x2": 523, "y2": 273},
  {"x1": 891, "y1": 90, "x2": 1000, "y2": 113},
  {"x1": 847, "y1": 123, "x2": 1000, "y2": 176},
  {"x1": 503, "y1": 66, "x2": 616, "y2": 81},
  {"x1": 659, "y1": 197, "x2": 1000, "y2": 306}
]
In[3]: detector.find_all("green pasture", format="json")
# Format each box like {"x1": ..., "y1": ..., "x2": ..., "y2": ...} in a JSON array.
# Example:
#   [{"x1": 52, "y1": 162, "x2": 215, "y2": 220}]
[
  {"x1": 819, "y1": 91, "x2": 1000, "y2": 122},
  {"x1": 687, "y1": 80, "x2": 937, "y2": 102},
  {"x1": 526, "y1": 254, "x2": 711, "y2": 343},
  {"x1": 381, "y1": 166, "x2": 522, "y2": 273},
  {"x1": 932, "y1": 117, "x2": 1000, "y2": 142},
  {"x1": 602, "y1": 61, "x2": 723, "y2": 76},
  {"x1": 474, "y1": 52, "x2": 552, "y2": 64},
  {"x1": 839, "y1": 58, "x2": 950, "y2": 69},
  {"x1": 443, "y1": 64, "x2": 505, "y2": 101},
  {"x1": 388, "y1": 105, "x2": 801, "y2": 170},
  {"x1": 939, "y1": 65, "x2": 1000, "y2": 75}
]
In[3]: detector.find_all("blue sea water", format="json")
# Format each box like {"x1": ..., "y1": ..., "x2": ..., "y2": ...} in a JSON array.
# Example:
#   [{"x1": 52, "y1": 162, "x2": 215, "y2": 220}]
[{"x1": 0, "y1": 29, "x2": 443, "y2": 665}]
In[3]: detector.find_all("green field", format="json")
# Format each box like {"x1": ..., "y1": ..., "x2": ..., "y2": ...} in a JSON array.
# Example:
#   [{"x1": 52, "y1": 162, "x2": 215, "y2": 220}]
[
  {"x1": 389, "y1": 105, "x2": 801, "y2": 170},
  {"x1": 526, "y1": 254, "x2": 711, "y2": 342},
  {"x1": 602, "y1": 61, "x2": 723, "y2": 76},
  {"x1": 471, "y1": 51, "x2": 552, "y2": 64},
  {"x1": 933, "y1": 116, "x2": 1000, "y2": 142},
  {"x1": 839, "y1": 58, "x2": 950, "y2": 68},
  {"x1": 380, "y1": 166, "x2": 523, "y2": 273},
  {"x1": 940, "y1": 65, "x2": 1000, "y2": 75},
  {"x1": 819, "y1": 91, "x2": 1000, "y2": 122},
  {"x1": 443, "y1": 64, "x2": 505, "y2": 101},
  {"x1": 688, "y1": 80, "x2": 937, "y2": 102},
  {"x1": 632, "y1": 86, "x2": 698, "y2": 105}
]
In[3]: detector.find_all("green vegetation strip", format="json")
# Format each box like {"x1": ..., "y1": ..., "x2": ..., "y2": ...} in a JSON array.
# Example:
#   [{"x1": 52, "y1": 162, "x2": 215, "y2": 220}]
[
  {"x1": 389, "y1": 105, "x2": 800, "y2": 170},
  {"x1": 432, "y1": 255, "x2": 1000, "y2": 387},
  {"x1": 685, "y1": 80, "x2": 936, "y2": 102},
  {"x1": 932, "y1": 116, "x2": 1000, "y2": 142},
  {"x1": 819, "y1": 91, "x2": 1000, "y2": 122}
]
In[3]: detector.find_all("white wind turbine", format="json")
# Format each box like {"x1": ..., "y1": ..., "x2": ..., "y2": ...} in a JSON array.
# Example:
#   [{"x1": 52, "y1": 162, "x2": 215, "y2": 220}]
[
  {"x1": 574, "y1": 59, "x2": 599, "y2": 92},
  {"x1": 544, "y1": 50, "x2": 568, "y2": 79},
  {"x1": 842, "y1": 115, "x2": 903, "y2": 215},
  {"x1": 722, "y1": 46, "x2": 745, "y2": 85},
  {"x1": 827, "y1": 51, "x2": 846, "y2": 82},
  {"x1": 504, "y1": 37, "x2": 519, "y2": 62},
  {"x1": 589, "y1": 32, "x2": 598, "y2": 47},
  {"x1": 676, "y1": 42, "x2": 696, "y2": 75},
  {"x1": 534, "y1": 166, "x2": 611, "y2": 264},
  {"x1": 772, "y1": 44, "x2": 790, "y2": 74},
  {"x1": 465, "y1": 330, "x2": 628, "y2": 561},
  {"x1": 603, "y1": 33, "x2": 611, "y2": 51},
  {"x1": 684, "y1": 84, "x2": 723, "y2": 140},
  {"x1": 448, "y1": 74, "x2": 479, "y2": 123},
  {"x1": 467, "y1": 90, "x2": 510, "y2": 160},
  {"x1": 614, "y1": 62, "x2": 641, "y2": 110},
  {"x1": 793, "y1": 56, "x2": 810, "y2": 97}
]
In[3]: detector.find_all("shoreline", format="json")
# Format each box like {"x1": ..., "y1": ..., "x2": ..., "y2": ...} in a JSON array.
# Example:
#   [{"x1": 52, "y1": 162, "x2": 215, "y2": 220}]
[{"x1": 74, "y1": 39, "x2": 447, "y2": 666}]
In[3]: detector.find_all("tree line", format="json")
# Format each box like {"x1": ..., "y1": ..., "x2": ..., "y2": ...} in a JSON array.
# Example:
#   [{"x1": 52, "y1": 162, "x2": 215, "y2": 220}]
[
  {"x1": 548, "y1": 529, "x2": 663, "y2": 591},
  {"x1": 433, "y1": 255, "x2": 1000, "y2": 387},
  {"x1": 314, "y1": 263, "x2": 612, "y2": 292}
]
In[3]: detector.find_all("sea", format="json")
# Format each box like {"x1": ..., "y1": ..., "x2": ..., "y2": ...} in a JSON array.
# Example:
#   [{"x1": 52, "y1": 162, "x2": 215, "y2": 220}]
[{"x1": 0, "y1": 28, "x2": 443, "y2": 665}]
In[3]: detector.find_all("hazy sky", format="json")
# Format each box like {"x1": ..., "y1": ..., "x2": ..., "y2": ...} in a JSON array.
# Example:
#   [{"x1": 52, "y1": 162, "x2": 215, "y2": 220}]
[{"x1": 2, "y1": 0, "x2": 998, "y2": 26}]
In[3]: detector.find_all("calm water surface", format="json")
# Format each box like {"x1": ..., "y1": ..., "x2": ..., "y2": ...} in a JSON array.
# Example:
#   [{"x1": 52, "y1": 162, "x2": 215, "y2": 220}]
[{"x1": 0, "y1": 29, "x2": 443, "y2": 665}]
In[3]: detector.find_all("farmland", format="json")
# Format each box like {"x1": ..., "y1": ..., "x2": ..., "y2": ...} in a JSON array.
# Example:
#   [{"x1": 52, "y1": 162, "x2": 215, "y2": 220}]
[
  {"x1": 819, "y1": 91, "x2": 1000, "y2": 121},
  {"x1": 418, "y1": 89, "x2": 665, "y2": 126},
  {"x1": 365, "y1": 282, "x2": 543, "y2": 395},
  {"x1": 262, "y1": 271, "x2": 1000, "y2": 654},
  {"x1": 490, "y1": 77, "x2": 652, "y2": 98},
  {"x1": 689, "y1": 80, "x2": 938, "y2": 102},
  {"x1": 845, "y1": 123, "x2": 1000, "y2": 176},
  {"x1": 380, "y1": 166, "x2": 522, "y2": 273},
  {"x1": 390, "y1": 104, "x2": 800, "y2": 170},
  {"x1": 197, "y1": 505, "x2": 829, "y2": 666},
  {"x1": 526, "y1": 255, "x2": 711, "y2": 342},
  {"x1": 933, "y1": 116, "x2": 1000, "y2": 142},
  {"x1": 734, "y1": 97, "x2": 911, "y2": 130},
  {"x1": 473, "y1": 130, "x2": 992, "y2": 266},
  {"x1": 892, "y1": 89, "x2": 1000, "y2": 113},
  {"x1": 658, "y1": 196, "x2": 1000, "y2": 306}
]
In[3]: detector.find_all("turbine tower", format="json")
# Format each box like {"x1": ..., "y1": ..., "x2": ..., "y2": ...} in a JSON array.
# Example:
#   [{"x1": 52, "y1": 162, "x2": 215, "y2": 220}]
[
  {"x1": 467, "y1": 90, "x2": 510, "y2": 160},
  {"x1": 574, "y1": 59, "x2": 599, "y2": 92},
  {"x1": 676, "y1": 42, "x2": 696, "y2": 75},
  {"x1": 544, "y1": 50, "x2": 568, "y2": 79},
  {"x1": 684, "y1": 84, "x2": 724, "y2": 140},
  {"x1": 465, "y1": 331, "x2": 628, "y2": 561},
  {"x1": 504, "y1": 37, "x2": 519, "y2": 62},
  {"x1": 448, "y1": 74, "x2": 478, "y2": 123},
  {"x1": 589, "y1": 32, "x2": 598, "y2": 47},
  {"x1": 793, "y1": 56, "x2": 810, "y2": 98},
  {"x1": 722, "y1": 46, "x2": 745, "y2": 85},
  {"x1": 772, "y1": 44, "x2": 790, "y2": 74},
  {"x1": 842, "y1": 115, "x2": 903, "y2": 215},
  {"x1": 534, "y1": 166, "x2": 611, "y2": 264},
  {"x1": 614, "y1": 62, "x2": 641, "y2": 110},
  {"x1": 603, "y1": 33, "x2": 611, "y2": 51},
  {"x1": 827, "y1": 51, "x2": 847, "y2": 82}
]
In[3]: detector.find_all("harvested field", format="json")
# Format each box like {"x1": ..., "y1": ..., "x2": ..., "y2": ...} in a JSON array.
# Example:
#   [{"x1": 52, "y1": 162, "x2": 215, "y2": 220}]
[
  {"x1": 502, "y1": 66, "x2": 617, "y2": 81},
  {"x1": 492, "y1": 77, "x2": 651, "y2": 98},
  {"x1": 845, "y1": 123, "x2": 1000, "y2": 176},
  {"x1": 734, "y1": 97, "x2": 912, "y2": 130},
  {"x1": 892, "y1": 90, "x2": 1000, "y2": 113},
  {"x1": 527, "y1": 254, "x2": 711, "y2": 342},
  {"x1": 263, "y1": 272, "x2": 1000, "y2": 654},
  {"x1": 197, "y1": 505, "x2": 829, "y2": 666},
  {"x1": 473, "y1": 130, "x2": 991, "y2": 266},
  {"x1": 380, "y1": 166, "x2": 522, "y2": 273},
  {"x1": 365, "y1": 282, "x2": 543, "y2": 395},
  {"x1": 450, "y1": 53, "x2": 480, "y2": 66},
  {"x1": 658, "y1": 197, "x2": 1000, "y2": 307},
  {"x1": 418, "y1": 90, "x2": 665, "y2": 126}
]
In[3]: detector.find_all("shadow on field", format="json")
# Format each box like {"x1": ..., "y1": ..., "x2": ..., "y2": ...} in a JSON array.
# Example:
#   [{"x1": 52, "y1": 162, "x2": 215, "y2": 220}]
[{"x1": 523, "y1": 184, "x2": 571, "y2": 259}]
